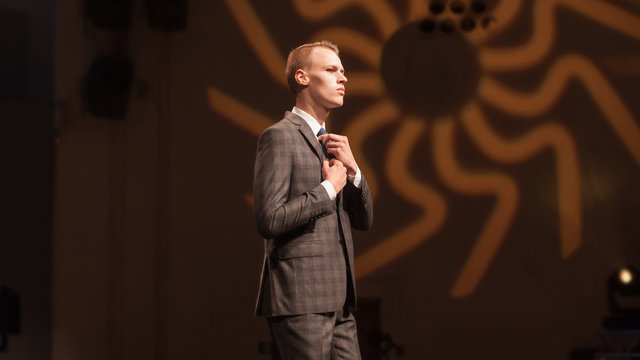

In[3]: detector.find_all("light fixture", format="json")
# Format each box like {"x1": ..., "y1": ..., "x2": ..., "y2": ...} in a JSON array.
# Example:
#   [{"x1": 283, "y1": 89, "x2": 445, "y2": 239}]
[{"x1": 603, "y1": 265, "x2": 640, "y2": 329}]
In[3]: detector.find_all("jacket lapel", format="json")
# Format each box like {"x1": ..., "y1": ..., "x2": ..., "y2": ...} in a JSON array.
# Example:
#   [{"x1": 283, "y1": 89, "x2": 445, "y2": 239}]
[{"x1": 284, "y1": 111, "x2": 326, "y2": 161}]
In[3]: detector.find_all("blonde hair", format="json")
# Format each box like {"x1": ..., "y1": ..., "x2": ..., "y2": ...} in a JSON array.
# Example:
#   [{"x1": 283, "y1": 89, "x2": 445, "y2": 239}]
[{"x1": 285, "y1": 41, "x2": 339, "y2": 94}]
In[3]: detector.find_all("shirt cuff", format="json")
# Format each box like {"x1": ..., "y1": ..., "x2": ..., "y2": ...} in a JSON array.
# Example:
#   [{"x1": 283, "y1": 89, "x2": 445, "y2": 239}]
[
  {"x1": 321, "y1": 180, "x2": 337, "y2": 200},
  {"x1": 348, "y1": 167, "x2": 362, "y2": 188}
]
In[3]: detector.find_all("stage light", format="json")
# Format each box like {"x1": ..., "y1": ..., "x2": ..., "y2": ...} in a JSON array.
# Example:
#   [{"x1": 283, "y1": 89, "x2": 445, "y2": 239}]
[
  {"x1": 603, "y1": 265, "x2": 640, "y2": 329},
  {"x1": 611, "y1": 266, "x2": 640, "y2": 298},
  {"x1": 619, "y1": 268, "x2": 634, "y2": 285},
  {"x1": 82, "y1": 54, "x2": 134, "y2": 119},
  {"x1": 85, "y1": 0, "x2": 132, "y2": 29},
  {"x1": 146, "y1": 0, "x2": 188, "y2": 32}
]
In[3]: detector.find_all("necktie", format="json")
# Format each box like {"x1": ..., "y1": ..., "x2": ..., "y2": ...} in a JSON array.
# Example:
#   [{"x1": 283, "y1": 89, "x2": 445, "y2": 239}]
[{"x1": 317, "y1": 128, "x2": 333, "y2": 159}]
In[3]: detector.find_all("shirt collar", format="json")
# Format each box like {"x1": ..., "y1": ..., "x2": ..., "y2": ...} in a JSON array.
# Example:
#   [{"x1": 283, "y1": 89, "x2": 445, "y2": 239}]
[{"x1": 292, "y1": 106, "x2": 324, "y2": 137}]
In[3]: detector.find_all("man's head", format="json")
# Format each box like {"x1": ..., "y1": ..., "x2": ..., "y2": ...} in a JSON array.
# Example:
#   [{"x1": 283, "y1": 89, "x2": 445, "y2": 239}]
[
  {"x1": 286, "y1": 41, "x2": 348, "y2": 112},
  {"x1": 285, "y1": 41, "x2": 340, "y2": 94}
]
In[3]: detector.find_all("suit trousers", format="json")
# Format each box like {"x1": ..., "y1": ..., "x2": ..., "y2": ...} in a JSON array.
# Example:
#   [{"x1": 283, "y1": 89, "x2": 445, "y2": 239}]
[{"x1": 268, "y1": 310, "x2": 362, "y2": 360}]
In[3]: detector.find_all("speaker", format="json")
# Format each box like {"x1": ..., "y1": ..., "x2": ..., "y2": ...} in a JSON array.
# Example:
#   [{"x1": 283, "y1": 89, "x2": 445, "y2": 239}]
[
  {"x1": 0, "y1": 287, "x2": 20, "y2": 335},
  {"x1": 147, "y1": 0, "x2": 188, "y2": 31},
  {"x1": 86, "y1": 0, "x2": 133, "y2": 29},
  {"x1": 82, "y1": 54, "x2": 134, "y2": 119},
  {"x1": 0, "y1": 7, "x2": 28, "y2": 101}
]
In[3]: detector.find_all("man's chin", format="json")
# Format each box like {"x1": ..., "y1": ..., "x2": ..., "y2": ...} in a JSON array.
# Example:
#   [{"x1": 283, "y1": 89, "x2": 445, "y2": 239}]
[{"x1": 324, "y1": 98, "x2": 344, "y2": 110}]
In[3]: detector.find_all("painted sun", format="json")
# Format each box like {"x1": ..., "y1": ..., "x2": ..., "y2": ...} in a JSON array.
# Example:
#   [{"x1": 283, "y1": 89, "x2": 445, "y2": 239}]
[{"x1": 207, "y1": 0, "x2": 640, "y2": 297}]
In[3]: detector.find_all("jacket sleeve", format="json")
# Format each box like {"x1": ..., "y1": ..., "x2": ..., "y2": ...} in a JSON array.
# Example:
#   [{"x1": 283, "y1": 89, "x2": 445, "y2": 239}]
[
  {"x1": 343, "y1": 173, "x2": 374, "y2": 231},
  {"x1": 253, "y1": 126, "x2": 336, "y2": 239}
]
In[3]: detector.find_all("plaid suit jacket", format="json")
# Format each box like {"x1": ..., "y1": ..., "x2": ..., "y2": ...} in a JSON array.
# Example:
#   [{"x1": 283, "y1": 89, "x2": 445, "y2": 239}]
[{"x1": 253, "y1": 111, "x2": 374, "y2": 317}]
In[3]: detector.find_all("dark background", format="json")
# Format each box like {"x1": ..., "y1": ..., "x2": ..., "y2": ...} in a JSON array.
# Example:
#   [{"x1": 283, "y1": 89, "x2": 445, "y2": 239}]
[{"x1": 1, "y1": 0, "x2": 639, "y2": 359}]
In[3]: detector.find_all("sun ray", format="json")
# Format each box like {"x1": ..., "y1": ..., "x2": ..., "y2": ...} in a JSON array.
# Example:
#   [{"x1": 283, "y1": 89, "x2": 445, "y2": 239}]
[
  {"x1": 479, "y1": 54, "x2": 640, "y2": 165},
  {"x1": 206, "y1": 87, "x2": 273, "y2": 137},
  {"x1": 342, "y1": 99, "x2": 401, "y2": 198},
  {"x1": 310, "y1": 27, "x2": 383, "y2": 69},
  {"x1": 292, "y1": 0, "x2": 400, "y2": 39},
  {"x1": 344, "y1": 72, "x2": 386, "y2": 97},
  {"x1": 461, "y1": 102, "x2": 581, "y2": 258},
  {"x1": 432, "y1": 117, "x2": 519, "y2": 298},
  {"x1": 481, "y1": 0, "x2": 640, "y2": 72},
  {"x1": 222, "y1": 0, "x2": 287, "y2": 87},
  {"x1": 355, "y1": 118, "x2": 447, "y2": 279},
  {"x1": 407, "y1": 0, "x2": 428, "y2": 22}
]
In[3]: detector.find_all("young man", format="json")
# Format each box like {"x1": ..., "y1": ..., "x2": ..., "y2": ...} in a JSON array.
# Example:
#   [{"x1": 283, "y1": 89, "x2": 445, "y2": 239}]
[{"x1": 253, "y1": 41, "x2": 374, "y2": 359}]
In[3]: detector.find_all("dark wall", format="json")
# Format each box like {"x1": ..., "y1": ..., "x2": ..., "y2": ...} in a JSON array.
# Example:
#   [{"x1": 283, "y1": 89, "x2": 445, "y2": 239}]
[
  {"x1": 0, "y1": 0, "x2": 54, "y2": 359},
  {"x1": 51, "y1": 0, "x2": 640, "y2": 359}
]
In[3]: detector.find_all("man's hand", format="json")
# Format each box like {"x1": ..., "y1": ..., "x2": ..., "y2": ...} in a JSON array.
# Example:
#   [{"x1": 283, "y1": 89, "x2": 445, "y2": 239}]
[
  {"x1": 318, "y1": 133, "x2": 358, "y2": 176},
  {"x1": 322, "y1": 158, "x2": 347, "y2": 193}
]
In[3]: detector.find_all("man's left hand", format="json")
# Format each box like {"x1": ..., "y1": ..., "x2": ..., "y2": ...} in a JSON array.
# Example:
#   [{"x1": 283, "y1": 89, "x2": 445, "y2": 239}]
[{"x1": 318, "y1": 133, "x2": 358, "y2": 176}]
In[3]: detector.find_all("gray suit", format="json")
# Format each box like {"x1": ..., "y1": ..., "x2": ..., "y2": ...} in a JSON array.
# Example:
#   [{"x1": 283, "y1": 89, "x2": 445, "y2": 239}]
[{"x1": 253, "y1": 111, "x2": 373, "y2": 320}]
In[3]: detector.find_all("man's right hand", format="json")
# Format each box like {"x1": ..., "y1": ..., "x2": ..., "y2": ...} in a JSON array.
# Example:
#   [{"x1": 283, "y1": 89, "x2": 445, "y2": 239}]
[{"x1": 322, "y1": 158, "x2": 347, "y2": 193}]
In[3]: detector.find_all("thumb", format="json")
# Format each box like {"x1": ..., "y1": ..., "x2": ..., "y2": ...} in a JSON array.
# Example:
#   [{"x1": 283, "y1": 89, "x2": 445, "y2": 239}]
[{"x1": 322, "y1": 158, "x2": 330, "y2": 168}]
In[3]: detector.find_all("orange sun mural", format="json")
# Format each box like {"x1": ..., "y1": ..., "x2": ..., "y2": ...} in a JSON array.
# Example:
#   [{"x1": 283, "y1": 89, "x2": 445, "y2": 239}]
[{"x1": 207, "y1": 0, "x2": 640, "y2": 297}]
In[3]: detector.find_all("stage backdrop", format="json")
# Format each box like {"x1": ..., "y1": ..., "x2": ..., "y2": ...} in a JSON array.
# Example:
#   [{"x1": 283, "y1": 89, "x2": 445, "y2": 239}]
[{"x1": 54, "y1": 0, "x2": 640, "y2": 359}]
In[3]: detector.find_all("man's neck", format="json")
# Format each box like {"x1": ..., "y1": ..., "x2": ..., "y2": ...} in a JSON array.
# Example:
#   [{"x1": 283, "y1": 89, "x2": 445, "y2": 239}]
[{"x1": 295, "y1": 100, "x2": 329, "y2": 125}]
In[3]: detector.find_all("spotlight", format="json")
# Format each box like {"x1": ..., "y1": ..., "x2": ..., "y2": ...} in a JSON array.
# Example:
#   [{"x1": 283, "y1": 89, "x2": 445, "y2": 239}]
[
  {"x1": 85, "y1": 0, "x2": 132, "y2": 29},
  {"x1": 146, "y1": 0, "x2": 188, "y2": 31},
  {"x1": 619, "y1": 268, "x2": 634, "y2": 285},
  {"x1": 471, "y1": 0, "x2": 486, "y2": 14},
  {"x1": 603, "y1": 265, "x2": 640, "y2": 329},
  {"x1": 82, "y1": 54, "x2": 134, "y2": 119},
  {"x1": 429, "y1": 1, "x2": 445, "y2": 15},
  {"x1": 450, "y1": 0, "x2": 466, "y2": 14},
  {"x1": 610, "y1": 266, "x2": 640, "y2": 301}
]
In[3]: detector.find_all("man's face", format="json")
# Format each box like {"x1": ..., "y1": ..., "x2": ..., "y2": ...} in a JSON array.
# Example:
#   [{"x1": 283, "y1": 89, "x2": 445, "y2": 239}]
[{"x1": 304, "y1": 47, "x2": 347, "y2": 110}]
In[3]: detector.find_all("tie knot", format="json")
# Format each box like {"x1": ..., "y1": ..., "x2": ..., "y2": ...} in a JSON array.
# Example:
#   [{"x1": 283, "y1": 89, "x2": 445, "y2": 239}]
[{"x1": 317, "y1": 128, "x2": 328, "y2": 137}]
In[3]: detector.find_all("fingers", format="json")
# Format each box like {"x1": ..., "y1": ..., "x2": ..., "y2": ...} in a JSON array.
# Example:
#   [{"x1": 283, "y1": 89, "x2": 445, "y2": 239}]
[
  {"x1": 317, "y1": 133, "x2": 337, "y2": 142},
  {"x1": 322, "y1": 157, "x2": 347, "y2": 193},
  {"x1": 318, "y1": 133, "x2": 347, "y2": 145},
  {"x1": 319, "y1": 133, "x2": 357, "y2": 175},
  {"x1": 325, "y1": 158, "x2": 344, "y2": 171},
  {"x1": 324, "y1": 137, "x2": 349, "y2": 157}
]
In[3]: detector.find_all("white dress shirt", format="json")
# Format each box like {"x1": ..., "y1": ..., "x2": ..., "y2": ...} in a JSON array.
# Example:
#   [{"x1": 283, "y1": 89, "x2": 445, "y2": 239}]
[{"x1": 292, "y1": 106, "x2": 362, "y2": 199}]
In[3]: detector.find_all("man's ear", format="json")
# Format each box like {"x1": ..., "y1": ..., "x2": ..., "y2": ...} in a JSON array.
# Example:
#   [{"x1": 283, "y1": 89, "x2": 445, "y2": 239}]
[{"x1": 295, "y1": 69, "x2": 309, "y2": 86}]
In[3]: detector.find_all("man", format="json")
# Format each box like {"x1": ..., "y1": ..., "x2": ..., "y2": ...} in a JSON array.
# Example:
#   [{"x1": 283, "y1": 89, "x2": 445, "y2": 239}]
[{"x1": 253, "y1": 40, "x2": 374, "y2": 359}]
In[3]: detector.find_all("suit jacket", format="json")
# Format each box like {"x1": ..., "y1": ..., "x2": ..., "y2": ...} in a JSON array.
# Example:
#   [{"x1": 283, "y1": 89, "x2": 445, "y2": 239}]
[{"x1": 253, "y1": 111, "x2": 374, "y2": 317}]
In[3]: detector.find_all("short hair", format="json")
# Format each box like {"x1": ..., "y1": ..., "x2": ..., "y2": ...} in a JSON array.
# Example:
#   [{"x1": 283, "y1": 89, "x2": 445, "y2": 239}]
[{"x1": 285, "y1": 40, "x2": 340, "y2": 94}]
